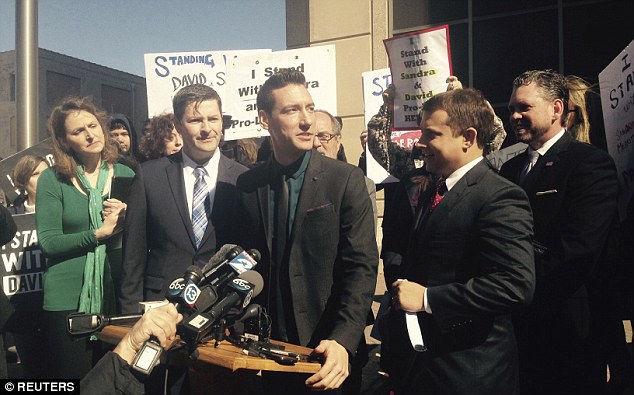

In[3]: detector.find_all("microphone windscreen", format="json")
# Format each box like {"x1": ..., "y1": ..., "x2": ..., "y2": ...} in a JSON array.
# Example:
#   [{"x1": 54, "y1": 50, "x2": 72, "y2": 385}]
[
  {"x1": 237, "y1": 270, "x2": 264, "y2": 298},
  {"x1": 67, "y1": 313, "x2": 102, "y2": 334},
  {"x1": 247, "y1": 249, "x2": 261, "y2": 262},
  {"x1": 185, "y1": 265, "x2": 204, "y2": 278},
  {"x1": 201, "y1": 244, "x2": 239, "y2": 273}
]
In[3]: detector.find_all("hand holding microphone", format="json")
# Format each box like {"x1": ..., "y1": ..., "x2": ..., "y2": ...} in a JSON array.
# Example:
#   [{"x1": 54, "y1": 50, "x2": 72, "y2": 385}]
[{"x1": 115, "y1": 304, "x2": 182, "y2": 365}]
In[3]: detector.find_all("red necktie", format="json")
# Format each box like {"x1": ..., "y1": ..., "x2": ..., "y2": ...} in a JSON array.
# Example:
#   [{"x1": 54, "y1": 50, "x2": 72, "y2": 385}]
[{"x1": 430, "y1": 179, "x2": 446, "y2": 211}]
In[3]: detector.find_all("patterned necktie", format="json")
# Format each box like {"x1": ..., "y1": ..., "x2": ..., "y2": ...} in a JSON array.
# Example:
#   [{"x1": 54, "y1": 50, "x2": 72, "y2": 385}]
[
  {"x1": 430, "y1": 178, "x2": 447, "y2": 211},
  {"x1": 519, "y1": 149, "x2": 540, "y2": 183},
  {"x1": 192, "y1": 166, "x2": 210, "y2": 248}
]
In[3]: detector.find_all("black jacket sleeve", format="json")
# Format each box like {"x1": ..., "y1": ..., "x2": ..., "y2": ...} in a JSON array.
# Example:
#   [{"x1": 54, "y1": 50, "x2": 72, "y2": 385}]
[{"x1": 80, "y1": 352, "x2": 145, "y2": 395}]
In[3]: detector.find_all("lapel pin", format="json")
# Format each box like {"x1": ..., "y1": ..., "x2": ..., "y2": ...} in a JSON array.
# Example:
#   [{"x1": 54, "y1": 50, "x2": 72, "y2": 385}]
[{"x1": 545, "y1": 161, "x2": 554, "y2": 166}]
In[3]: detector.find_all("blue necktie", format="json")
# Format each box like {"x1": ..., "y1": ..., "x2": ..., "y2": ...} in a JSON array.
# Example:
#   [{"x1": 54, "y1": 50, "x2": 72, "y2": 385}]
[{"x1": 192, "y1": 167, "x2": 210, "y2": 248}]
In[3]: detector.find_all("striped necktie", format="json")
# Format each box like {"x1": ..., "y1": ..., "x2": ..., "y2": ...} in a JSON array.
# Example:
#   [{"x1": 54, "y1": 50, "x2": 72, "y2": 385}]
[
  {"x1": 192, "y1": 166, "x2": 210, "y2": 248},
  {"x1": 519, "y1": 149, "x2": 540, "y2": 183}
]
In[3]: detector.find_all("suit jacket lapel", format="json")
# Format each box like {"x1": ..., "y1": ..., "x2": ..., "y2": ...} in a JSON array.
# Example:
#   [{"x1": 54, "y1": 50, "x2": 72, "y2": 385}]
[
  {"x1": 258, "y1": 165, "x2": 273, "y2": 256},
  {"x1": 521, "y1": 132, "x2": 571, "y2": 193},
  {"x1": 244, "y1": 160, "x2": 274, "y2": 256},
  {"x1": 417, "y1": 161, "x2": 486, "y2": 243},
  {"x1": 200, "y1": 154, "x2": 235, "y2": 247},
  {"x1": 292, "y1": 153, "x2": 324, "y2": 244},
  {"x1": 166, "y1": 152, "x2": 196, "y2": 244}
]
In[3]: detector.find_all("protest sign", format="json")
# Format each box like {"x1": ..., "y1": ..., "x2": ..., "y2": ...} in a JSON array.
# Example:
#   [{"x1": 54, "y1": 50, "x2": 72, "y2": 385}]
[
  {"x1": 144, "y1": 49, "x2": 270, "y2": 117},
  {"x1": 0, "y1": 140, "x2": 54, "y2": 205},
  {"x1": 384, "y1": 25, "x2": 452, "y2": 130},
  {"x1": 362, "y1": 68, "x2": 426, "y2": 183},
  {"x1": 224, "y1": 45, "x2": 337, "y2": 140},
  {"x1": 599, "y1": 38, "x2": 634, "y2": 221},
  {"x1": 486, "y1": 142, "x2": 527, "y2": 171},
  {"x1": 362, "y1": 68, "x2": 398, "y2": 184},
  {"x1": 1, "y1": 213, "x2": 44, "y2": 310}
]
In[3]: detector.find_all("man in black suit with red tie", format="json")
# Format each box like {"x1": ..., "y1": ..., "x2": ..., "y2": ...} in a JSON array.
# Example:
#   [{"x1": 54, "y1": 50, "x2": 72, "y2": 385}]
[
  {"x1": 236, "y1": 69, "x2": 378, "y2": 394},
  {"x1": 381, "y1": 88, "x2": 535, "y2": 395},
  {"x1": 500, "y1": 69, "x2": 618, "y2": 395}
]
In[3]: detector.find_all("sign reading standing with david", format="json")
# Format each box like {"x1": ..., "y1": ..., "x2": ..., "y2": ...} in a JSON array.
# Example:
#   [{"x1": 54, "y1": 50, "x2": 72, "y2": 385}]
[
  {"x1": 144, "y1": 49, "x2": 271, "y2": 117},
  {"x1": 384, "y1": 25, "x2": 452, "y2": 130},
  {"x1": 224, "y1": 45, "x2": 337, "y2": 140}
]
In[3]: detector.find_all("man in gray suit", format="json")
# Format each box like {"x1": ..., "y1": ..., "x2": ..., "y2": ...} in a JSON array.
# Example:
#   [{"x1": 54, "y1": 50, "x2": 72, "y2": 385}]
[
  {"x1": 382, "y1": 88, "x2": 535, "y2": 395},
  {"x1": 120, "y1": 84, "x2": 248, "y2": 314},
  {"x1": 236, "y1": 70, "x2": 378, "y2": 394}
]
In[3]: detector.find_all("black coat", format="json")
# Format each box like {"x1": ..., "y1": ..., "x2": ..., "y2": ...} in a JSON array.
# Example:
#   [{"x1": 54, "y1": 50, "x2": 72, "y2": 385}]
[{"x1": 381, "y1": 160, "x2": 535, "y2": 395}]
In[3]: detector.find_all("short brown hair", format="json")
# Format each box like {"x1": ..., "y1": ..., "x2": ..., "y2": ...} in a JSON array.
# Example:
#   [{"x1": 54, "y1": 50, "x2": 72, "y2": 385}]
[
  {"x1": 421, "y1": 88, "x2": 495, "y2": 150},
  {"x1": 172, "y1": 84, "x2": 222, "y2": 122},
  {"x1": 47, "y1": 96, "x2": 119, "y2": 182}
]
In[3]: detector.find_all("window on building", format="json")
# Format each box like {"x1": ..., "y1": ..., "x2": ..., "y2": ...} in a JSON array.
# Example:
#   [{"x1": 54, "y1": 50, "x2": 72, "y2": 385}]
[
  {"x1": 393, "y1": 0, "x2": 633, "y2": 92},
  {"x1": 392, "y1": 0, "x2": 633, "y2": 143},
  {"x1": 101, "y1": 84, "x2": 132, "y2": 116},
  {"x1": 46, "y1": 71, "x2": 80, "y2": 105}
]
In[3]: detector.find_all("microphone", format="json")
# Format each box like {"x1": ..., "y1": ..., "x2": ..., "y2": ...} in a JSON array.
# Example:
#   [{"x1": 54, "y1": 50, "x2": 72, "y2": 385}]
[
  {"x1": 130, "y1": 265, "x2": 206, "y2": 376},
  {"x1": 207, "y1": 270, "x2": 263, "y2": 321},
  {"x1": 193, "y1": 246, "x2": 261, "y2": 311},
  {"x1": 178, "y1": 271, "x2": 264, "y2": 346},
  {"x1": 200, "y1": 244, "x2": 243, "y2": 275},
  {"x1": 67, "y1": 312, "x2": 143, "y2": 336},
  {"x1": 200, "y1": 245, "x2": 260, "y2": 289},
  {"x1": 165, "y1": 265, "x2": 205, "y2": 312},
  {"x1": 230, "y1": 304, "x2": 262, "y2": 325}
]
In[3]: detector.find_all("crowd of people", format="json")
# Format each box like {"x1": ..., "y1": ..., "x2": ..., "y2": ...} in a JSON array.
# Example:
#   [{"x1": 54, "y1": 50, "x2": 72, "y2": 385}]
[{"x1": 0, "y1": 66, "x2": 631, "y2": 395}]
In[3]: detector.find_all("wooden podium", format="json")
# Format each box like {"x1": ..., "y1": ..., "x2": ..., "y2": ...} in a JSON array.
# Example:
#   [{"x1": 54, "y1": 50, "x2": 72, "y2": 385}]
[{"x1": 99, "y1": 325, "x2": 321, "y2": 394}]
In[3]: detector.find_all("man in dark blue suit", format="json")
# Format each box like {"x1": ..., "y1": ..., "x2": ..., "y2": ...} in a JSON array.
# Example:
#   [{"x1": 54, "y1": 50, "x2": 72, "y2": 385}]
[
  {"x1": 236, "y1": 70, "x2": 378, "y2": 394},
  {"x1": 500, "y1": 69, "x2": 618, "y2": 395},
  {"x1": 381, "y1": 88, "x2": 535, "y2": 395},
  {"x1": 120, "y1": 84, "x2": 247, "y2": 314}
]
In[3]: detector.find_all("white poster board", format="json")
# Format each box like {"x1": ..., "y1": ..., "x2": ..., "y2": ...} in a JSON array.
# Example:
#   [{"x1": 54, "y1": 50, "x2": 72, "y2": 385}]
[
  {"x1": 384, "y1": 25, "x2": 452, "y2": 130},
  {"x1": 144, "y1": 49, "x2": 270, "y2": 117},
  {"x1": 599, "y1": 38, "x2": 634, "y2": 221},
  {"x1": 486, "y1": 142, "x2": 528, "y2": 171},
  {"x1": 224, "y1": 45, "x2": 337, "y2": 141}
]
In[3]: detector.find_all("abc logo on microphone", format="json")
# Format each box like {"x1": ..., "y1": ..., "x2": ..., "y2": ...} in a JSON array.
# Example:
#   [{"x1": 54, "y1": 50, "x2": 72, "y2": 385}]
[{"x1": 232, "y1": 278, "x2": 254, "y2": 308}]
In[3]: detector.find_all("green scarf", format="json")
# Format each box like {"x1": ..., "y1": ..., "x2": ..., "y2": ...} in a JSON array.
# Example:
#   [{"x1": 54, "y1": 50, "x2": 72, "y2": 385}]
[{"x1": 77, "y1": 160, "x2": 109, "y2": 315}]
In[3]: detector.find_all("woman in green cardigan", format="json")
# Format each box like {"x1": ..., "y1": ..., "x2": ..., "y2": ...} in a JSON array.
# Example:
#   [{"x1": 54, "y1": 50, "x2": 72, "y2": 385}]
[{"x1": 35, "y1": 97, "x2": 134, "y2": 379}]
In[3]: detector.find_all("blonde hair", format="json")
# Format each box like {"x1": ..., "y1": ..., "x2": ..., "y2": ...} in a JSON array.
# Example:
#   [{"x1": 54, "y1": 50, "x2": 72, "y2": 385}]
[{"x1": 565, "y1": 75, "x2": 592, "y2": 144}]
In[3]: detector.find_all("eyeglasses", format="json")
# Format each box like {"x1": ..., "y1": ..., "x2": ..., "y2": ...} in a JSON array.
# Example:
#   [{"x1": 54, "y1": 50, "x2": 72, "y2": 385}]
[{"x1": 315, "y1": 133, "x2": 338, "y2": 143}]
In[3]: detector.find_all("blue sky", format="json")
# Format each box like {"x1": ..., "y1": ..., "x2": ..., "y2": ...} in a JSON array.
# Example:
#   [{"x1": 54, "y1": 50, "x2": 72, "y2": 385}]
[{"x1": 0, "y1": 0, "x2": 287, "y2": 77}]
